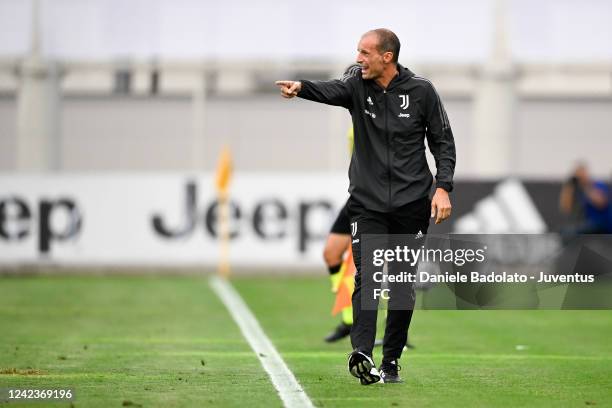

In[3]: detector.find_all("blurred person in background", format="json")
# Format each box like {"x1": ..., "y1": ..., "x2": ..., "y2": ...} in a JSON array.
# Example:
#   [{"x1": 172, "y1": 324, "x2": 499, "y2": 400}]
[
  {"x1": 323, "y1": 195, "x2": 353, "y2": 343},
  {"x1": 559, "y1": 163, "x2": 612, "y2": 236}
]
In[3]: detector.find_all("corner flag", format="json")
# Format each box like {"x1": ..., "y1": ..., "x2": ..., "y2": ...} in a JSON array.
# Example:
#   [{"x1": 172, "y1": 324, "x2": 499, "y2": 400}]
[
  {"x1": 215, "y1": 146, "x2": 233, "y2": 196},
  {"x1": 215, "y1": 146, "x2": 233, "y2": 278}
]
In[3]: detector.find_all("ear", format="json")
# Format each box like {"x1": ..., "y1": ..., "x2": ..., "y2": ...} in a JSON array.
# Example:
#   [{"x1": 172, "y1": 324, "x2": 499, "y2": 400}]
[{"x1": 382, "y1": 51, "x2": 394, "y2": 64}]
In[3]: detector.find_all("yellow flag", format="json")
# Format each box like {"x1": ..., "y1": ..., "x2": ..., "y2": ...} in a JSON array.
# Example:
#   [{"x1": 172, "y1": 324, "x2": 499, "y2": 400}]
[
  {"x1": 332, "y1": 247, "x2": 356, "y2": 316},
  {"x1": 215, "y1": 146, "x2": 233, "y2": 195}
]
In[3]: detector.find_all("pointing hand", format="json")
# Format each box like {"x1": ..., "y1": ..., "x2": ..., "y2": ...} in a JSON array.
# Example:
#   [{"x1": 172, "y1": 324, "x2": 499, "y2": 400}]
[{"x1": 275, "y1": 81, "x2": 302, "y2": 98}]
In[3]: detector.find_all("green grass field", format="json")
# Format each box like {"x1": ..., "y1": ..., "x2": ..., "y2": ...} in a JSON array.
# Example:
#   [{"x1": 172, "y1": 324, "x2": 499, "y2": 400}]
[{"x1": 1, "y1": 275, "x2": 611, "y2": 407}]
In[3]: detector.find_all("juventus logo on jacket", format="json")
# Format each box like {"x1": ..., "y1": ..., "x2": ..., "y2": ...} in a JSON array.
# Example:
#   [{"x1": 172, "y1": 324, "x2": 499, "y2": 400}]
[{"x1": 399, "y1": 94, "x2": 409, "y2": 110}]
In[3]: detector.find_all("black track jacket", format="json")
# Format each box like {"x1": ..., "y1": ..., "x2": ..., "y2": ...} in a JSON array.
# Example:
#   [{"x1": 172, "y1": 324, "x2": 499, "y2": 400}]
[{"x1": 298, "y1": 64, "x2": 456, "y2": 213}]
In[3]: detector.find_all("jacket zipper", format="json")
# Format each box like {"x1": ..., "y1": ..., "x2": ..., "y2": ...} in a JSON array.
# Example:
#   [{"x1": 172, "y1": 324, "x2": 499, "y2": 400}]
[{"x1": 384, "y1": 90, "x2": 391, "y2": 210}]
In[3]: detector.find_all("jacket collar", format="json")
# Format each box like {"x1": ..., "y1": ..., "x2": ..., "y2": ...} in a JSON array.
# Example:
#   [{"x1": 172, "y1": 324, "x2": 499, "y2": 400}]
[
  {"x1": 388, "y1": 63, "x2": 414, "y2": 90},
  {"x1": 370, "y1": 63, "x2": 415, "y2": 91}
]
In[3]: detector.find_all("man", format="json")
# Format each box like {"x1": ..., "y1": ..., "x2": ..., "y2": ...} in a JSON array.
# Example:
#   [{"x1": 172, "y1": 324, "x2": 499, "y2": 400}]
[
  {"x1": 560, "y1": 163, "x2": 612, "y2": 235},
  {"x1": 276, "y1": 28, "x2": 456, "y2": 384}
]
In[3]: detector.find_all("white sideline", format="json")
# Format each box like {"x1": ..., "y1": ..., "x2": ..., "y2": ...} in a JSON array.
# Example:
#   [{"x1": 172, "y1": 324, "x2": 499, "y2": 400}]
[{"x1": 209, "y1": 276, "x2": 315, "y2": 408}]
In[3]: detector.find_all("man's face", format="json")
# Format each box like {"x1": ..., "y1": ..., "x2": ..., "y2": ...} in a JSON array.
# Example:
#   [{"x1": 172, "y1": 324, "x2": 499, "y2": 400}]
[
  {"x1": 575, "y1": 165, "x2": 589, "y2": 184},
  {"x1": 356, "y1": 33, "x2": 385, "y2": 80}
]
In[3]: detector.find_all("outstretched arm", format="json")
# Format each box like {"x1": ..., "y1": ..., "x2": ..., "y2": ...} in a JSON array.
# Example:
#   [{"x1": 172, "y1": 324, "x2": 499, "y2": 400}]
[{"x1": 275, "y1": 78, "x2": 354, "y2": 108}]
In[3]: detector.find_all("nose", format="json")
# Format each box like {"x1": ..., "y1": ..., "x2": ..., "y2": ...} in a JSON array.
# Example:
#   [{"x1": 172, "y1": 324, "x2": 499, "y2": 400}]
[{"x1": 356, "y1": 53, "x2": 363, "y2": 64}]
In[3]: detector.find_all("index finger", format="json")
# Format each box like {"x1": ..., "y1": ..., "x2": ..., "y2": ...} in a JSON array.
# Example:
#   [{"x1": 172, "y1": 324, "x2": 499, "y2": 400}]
[{"x1": 275, "y1": 81, "x2": 292, "y2": 87}]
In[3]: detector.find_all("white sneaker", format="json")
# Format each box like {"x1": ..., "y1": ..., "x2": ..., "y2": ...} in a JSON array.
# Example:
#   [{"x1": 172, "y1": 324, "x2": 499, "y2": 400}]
[{"x1": 348, "y1": 351, "x2": 381, "y2": 385}]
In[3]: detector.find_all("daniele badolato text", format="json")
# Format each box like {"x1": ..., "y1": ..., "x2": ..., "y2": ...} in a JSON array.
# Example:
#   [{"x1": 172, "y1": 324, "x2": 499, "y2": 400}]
[{"x1": 370, "y1": 245, "x2": 595, "y2": 286}]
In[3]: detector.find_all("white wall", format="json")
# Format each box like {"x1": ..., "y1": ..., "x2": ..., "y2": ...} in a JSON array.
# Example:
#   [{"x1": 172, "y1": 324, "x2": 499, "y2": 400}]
[
  {"x1": 515, "y1": 98, "x2": 612, "y2": 179},
  {"x1": 0, "y1": 97, "x2": 16, "y2": 170},
  {"x1": 2, "y1": 94, "x2": 611, "y2": 178}
]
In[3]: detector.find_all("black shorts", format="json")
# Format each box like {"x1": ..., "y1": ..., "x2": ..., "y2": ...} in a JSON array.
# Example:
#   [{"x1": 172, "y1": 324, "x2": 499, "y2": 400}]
[{"x1": 330, "y1": 200, "x2": 351, "y2": 235}]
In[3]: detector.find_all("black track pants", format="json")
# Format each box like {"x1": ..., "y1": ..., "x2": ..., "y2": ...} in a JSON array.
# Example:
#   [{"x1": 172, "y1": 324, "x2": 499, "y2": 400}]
[{"x1": 348, "y1": 196, "x2": 430, "y2": 361}]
